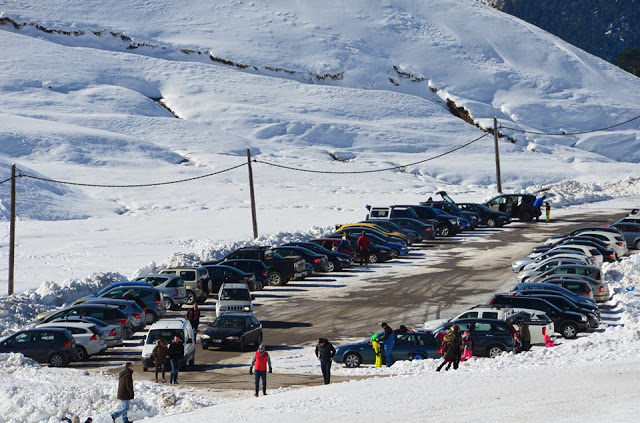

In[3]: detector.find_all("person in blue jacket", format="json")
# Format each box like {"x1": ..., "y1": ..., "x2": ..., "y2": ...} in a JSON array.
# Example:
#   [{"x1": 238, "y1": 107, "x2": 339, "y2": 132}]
[
  {"x1": 378, "y1": 322, "x2": 395, "y2": 367},
  {"x1": 533, "y1": 195, "x2": 546, "y2": 222}
]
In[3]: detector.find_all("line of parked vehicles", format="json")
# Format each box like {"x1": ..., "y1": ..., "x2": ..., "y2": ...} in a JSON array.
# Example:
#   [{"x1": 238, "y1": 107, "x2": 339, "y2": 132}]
[
  {"x1": 331, "y1": 210, "x2": 639, "y2": 367},
  {"x1": 3, "y1": 192, "x2": 632, "y2": 371}
]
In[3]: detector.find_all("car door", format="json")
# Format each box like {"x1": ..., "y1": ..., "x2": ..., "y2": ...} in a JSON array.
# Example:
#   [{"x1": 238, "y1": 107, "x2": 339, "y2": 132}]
[
  {"x1": 415, "y1": 333, "x2": 438, "y2": 358},
  {"x1": 0, "y1": 331, "x2": 33, "y2": 358},
  {"x1": 469, "y1": 322, "x2": 493, "y2": 354},
  {"x1": 392, "y1": 333, "x2": 416, "y2": 361},
  {"x1": 30, "y1": 330, "x2": 55, "y2": 362}
]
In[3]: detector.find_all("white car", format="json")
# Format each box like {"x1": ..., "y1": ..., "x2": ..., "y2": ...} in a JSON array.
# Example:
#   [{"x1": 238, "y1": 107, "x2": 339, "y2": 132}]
[
  {"x1": 512, "y1": 249, "x2": 586, "y2": 272},
  {"x1": 141, "y1": 318, "x2": 196, "y2": 372},
  {"x1": 36, "y1": 321, "x2": 107, "y2": 360},
  {"x1": 518, "y1": 257, "x2": 591, "y2": 282},
  {"x1": 577, "y1": 231, "x2": 628, "y2": 258},
  {"x1": 547, "y1": 245, "x2": 602, "y2": 266},
  {"x1": 216, "y1": 283, "x2": 254, "y2": 317}
]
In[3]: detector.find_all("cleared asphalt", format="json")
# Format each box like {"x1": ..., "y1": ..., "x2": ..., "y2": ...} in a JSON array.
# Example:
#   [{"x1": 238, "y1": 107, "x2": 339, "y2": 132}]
[{"x1": 71, "y1": 210, "x2": 628, "y2": 391}]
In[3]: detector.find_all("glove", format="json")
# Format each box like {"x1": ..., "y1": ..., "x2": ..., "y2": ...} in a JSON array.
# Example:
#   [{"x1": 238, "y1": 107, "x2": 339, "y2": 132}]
[
  {"x1": 249, "y1": 369, "x2": 253, "y2": 375},
  {"x1": 268, "y1": 368, "x2": 272, "y2": 374}
]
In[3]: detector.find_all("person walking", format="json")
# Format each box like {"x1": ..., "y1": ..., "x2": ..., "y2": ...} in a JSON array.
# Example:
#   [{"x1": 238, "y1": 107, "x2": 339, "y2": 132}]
[
  {"x1": 519, "y1": 322, "x2": 532, "y2": 352},
  {"x1": 315, "y1": 338, "x2": 336, "y2": 385},
  {"x1": 168, "y1": 335, "x2": 184, "y2": 385},
  {"x1": 356, "y1": 231, "x2": 371, "y2": 266},
  {"x1": 460, "y1": 330, "x2": 473, "y2": 362},
  {"x1": 436, "y1": 325, "x2": 462, "y2": 371},
  {"x1": 186, "y1": 304, "x2": 201, "y2": 336},
  {"x1": 111, "y1": 362, "x2": 134, "y2": 423},
  {"x1": 545, "y1": 202, "x2": 551, "y2": 223},
  {"x1": 377, "y1": 322, "x2": 395, "y2": 367},
  {"x1": 152, "y1": 338, "x2": 168, "y2": 383},
  {"x1": 249, "y1": 344, "x2": 272, "y2": 396},
  {"x1": 371, "y1": 333, "x2": 383, "y2": 368}
]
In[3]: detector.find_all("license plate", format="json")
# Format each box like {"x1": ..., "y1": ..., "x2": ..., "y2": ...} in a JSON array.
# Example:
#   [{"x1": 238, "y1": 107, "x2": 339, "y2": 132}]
[{"x1": 212, "y1": 339, "x2": 222, "y2": 344}]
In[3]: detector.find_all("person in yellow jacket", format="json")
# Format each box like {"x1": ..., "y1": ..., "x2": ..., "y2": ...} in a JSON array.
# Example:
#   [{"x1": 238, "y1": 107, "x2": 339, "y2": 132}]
[{"x1": 371, "y1": 333, "x2": 382, "y2": 368}]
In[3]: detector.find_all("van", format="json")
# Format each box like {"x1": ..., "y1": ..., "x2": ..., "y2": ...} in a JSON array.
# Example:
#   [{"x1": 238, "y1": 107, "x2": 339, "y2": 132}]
[
  {"x1": 216, "y1": 282, "x2": 254, "y2": 317},
  {"x1": 141, "y1": 318, "x2": 196, "y2": 372}
]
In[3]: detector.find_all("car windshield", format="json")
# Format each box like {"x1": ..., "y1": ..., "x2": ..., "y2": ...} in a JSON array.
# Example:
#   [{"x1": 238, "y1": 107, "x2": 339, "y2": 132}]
[
  {"x1": 211, "y1": 316, "x2": 245, "y2": 329},
  {"x1": 219, "y1": 289, "x2": 251, "y2": 301},
  {"x1": 147, "y1": 329, "x2": 183, "y2": 344}
]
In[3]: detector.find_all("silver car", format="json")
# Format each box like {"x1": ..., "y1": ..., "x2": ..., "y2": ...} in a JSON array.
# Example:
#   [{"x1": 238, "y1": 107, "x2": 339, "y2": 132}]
[
  {"x1": 79, "y1": 298, "x2": 146, "y2": 332},
  {"x1": 517, "y1": 257, "x2": 591, "y2": 282},
  {"x1": 50, "y1": 316, "x2": 123, "y2": 348},
  {"x1": 134, "y1": 274, "x2": 188, "y2": 310}
]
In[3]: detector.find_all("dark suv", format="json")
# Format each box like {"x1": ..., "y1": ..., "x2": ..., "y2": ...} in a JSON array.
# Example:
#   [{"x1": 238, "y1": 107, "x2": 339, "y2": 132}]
[
  {"x1": 422, "y1": 201, "x2": 480, "y2": 230},
  {"x1": 202, "y1": 264, "x2": 260, "y2": 292},
  {"x1": 484, "y1": 194, "x2": 541, "y2": 221},
  {"x1": 488, "y1": 294, "x2": 589, "y2": 338},
  {"x1": 457, "y1": 203, "x2": 511, "y2": 227},
  {"x1": 434, "y1": 318, "x2": 520, "y2": 358},
  {"x1": 0, "y1": 328, "x2": 76, "y2": 367},
  {"x1": 207, "y1": 259, "x2": 269, "y2": 290}
]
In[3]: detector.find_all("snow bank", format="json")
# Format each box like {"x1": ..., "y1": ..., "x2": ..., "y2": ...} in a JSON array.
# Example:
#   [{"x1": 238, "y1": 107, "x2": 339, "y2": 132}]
[
  {"x1": 525, "y1": 177, "x2": 640, "y2": 208},
  {"x1": 0, "y1": 353, "x2": 223, "y2": 423}
]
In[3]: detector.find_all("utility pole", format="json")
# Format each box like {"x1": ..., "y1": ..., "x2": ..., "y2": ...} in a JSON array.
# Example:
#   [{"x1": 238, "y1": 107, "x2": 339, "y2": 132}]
[
  {"x1": 246, "y1": 148, "x2": 259, "y2": 239},
  {"x1": 493, "y1": 117, "x2": 503, "y2": 194},
  {"x1": 8, "y1": 164, "x2": 16, "y2": 295}
]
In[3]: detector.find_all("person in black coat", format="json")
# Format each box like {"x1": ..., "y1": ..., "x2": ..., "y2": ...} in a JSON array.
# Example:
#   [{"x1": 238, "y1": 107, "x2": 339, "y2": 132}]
[
  {"x1": 168, "y1": 335, "x2": 184, "y2": 384},
  {"x1": 315, "y1": 338, "x2": 336, "y2": 384},
  {"x1": 111, "y1": 362, "x2": 134, "y2": 423}
]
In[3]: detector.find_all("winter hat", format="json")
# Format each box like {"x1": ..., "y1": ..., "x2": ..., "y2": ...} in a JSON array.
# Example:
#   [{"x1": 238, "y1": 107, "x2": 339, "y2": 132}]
[
  {"x1": 381, "y1": 322, "x2": 388, "y2": 328},
  {"x1": 258, "y1": 344, "x2": 265, "y2": 351}
]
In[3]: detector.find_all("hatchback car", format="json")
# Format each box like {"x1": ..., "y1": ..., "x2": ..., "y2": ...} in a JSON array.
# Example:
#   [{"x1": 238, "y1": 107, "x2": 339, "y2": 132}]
[
  {"x1": 40, "y1": 304, "x2": 134, "y2": 340},
  {"x1": 75, "y1": 298, "x2": 146, "y2": 332},
  {"x1": 518, "y1": 257, "x2": 591, "y2": 282},
  {"x1": 610, "y1": 222, "x2": 640, "y2": 250},
  {"x1": 528, "y1": 265, "x2": 602, "y2": 284},
  {"x1": 133, "y1": 274, "x2": 188, "y2": 310},
  {"x1": 0, "y1": 328, "x2": 76, "y2": 367},
  {"x1": 201, "y1": 313, "x2": 263, "y2": 351},
  {"x1": 512, "y1": 282, "x2": 597, "y2": 306},
  {"x1": 434, "y1": 318, "x2": 520, "y2": 358},
  {"x1": 334, "y1": 331, "x2": 440, "y2": 367},
  {"x1": 273, "y1": 245, "x2": 332, "y2": 272},
  {"x1": 95, "y1": 285, "x2": 166, "y2": 324},
  {"x1": 36, "y1": 322, "x2": 107, "y2": 361},
  {"x1": 535, "y1": 276, "x2": 610, "y2": 302},
  {"x1": 49, "y1": 315, "x2": 123, "y2": 348}
]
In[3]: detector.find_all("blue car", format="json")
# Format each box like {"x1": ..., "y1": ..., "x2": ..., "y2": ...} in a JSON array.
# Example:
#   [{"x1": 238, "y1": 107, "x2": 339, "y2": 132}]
[
  {"x1": 331, "y1": 232, "x2": 408, "y2": 258},
  {"x1": 91, "y1": 281, "x2": 152, "y2": 298},
  {"x1": 334, "y1": 331, "x2": 441, "y2": 367}
]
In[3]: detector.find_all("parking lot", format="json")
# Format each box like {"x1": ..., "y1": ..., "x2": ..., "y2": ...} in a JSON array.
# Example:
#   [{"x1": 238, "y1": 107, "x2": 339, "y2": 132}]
[{"x1": 68, "y1": 210, "x2": 627, "y2": 391}]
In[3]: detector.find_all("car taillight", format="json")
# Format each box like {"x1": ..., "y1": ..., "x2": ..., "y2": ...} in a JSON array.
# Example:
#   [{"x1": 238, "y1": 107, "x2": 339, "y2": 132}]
[
  {"x1": 583, "y1": 284, "x2": 590, "y2": 294},
  {"x1": 616, "y1": 242, "x2": 623, "y2": 247},
  {"x1": 114, "y1": 318, "x2": 128, "y2": 325},
  {"x1": 90, "y1": 334, "x2": 98, "y2": 341},
  {"x1": 313, "y1": 258, "x2": 321, "y2": 264},
  {"x1": 173, "y1": 289, "x2": 179, "y2": 296},
  {"x1": 109, "y1": 329, "x2": 116, "y2": 337},
  {"x1": 64, "y1": 341, "x2": 71, "y2": 348},
  {"x1": 143, "y1": 307, "x2": 148, "y2": 312},
  {"x1": 197, "y1": 281, "x2": 202, "y2": 289},
  {"x1": 262, "y1": 271, "x2": 268, "y2": 277},
  {"x1": 610, "y1": 254, "x2": 616, "y2": 260},
  {"x1": 424, "y1": 227, "x2": 432, "y2": 232},
  {"x1": 243, "y1": 276, "x2": 250, "y2": 280},
  {"x1": 155, "y1": 299, "x2": 162, "y2": 308},
  {"x1": 133, "y1": 313, "x2": 142, "y2": 319},
  {"x1": 599, "y1": 286, "x2": 605, "y2": 293}
]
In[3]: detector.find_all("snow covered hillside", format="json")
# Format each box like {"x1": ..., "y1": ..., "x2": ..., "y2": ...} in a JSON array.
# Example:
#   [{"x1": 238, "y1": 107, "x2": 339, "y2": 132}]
[{"x1": 1, "y1": 0, "x2": 639, "y2": 290}]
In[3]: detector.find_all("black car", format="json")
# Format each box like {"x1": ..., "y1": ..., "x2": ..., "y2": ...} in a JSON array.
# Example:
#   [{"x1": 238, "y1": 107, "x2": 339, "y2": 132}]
[
  {"x1": 201, "y1": 313, "x2": 263, "y2": 351},
  {"x1": 360, "y1": 220, "x2": 421, "y2": 243},
  {"x1": 513, "y1": 288, "x2": 600, "y2": 316},
  {"x1": 434, "y1": 318, "x2": 520, "y2": 358},
  {"x1": 214, "y1": 259, "x2": 269, "y2": 289},
  {"x1": 484, "y1": 194, "x2": 541, "y2": 221},
  {"x1": 326, "y1": 232, "x2": 396, "y2": 262},
  {"x1": 386, "y1": 218, "x2": 436, "y2": 241},
  {"x1": 273, "y1": 245, "x2": 331, "y2": 273},
  {"x1": 0, "y1": 328, "x2": 76, "y2": 367},
  {"x1": 422, "y1": 201, "x2": 480, "y2": 230},
  {"x1": 520, "y1": 294, "x2": 599, "y2": 328},
  {"x1": 392, "y1": 204, "x2": 460, "y2": 236},
  {"x1": 202, "y1": 264, "x2": 260, "y2": 292},
  {"x1": 457, "y1": 203, "x2": 511, "y2": 228},
  {"x1": 40, "y1": 304, "x2": 134, "y2": 340},
  {"x1": 488, "y1": 294, "x2": 589, "y2": 338},
  {"x1": 283, "y1": 241, "x2": 353, "y2": 271}
]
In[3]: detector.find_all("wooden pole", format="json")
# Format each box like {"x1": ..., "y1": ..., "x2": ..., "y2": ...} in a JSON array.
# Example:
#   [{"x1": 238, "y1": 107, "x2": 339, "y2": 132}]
[
  {"x1": 247, "y1": 148, "x2": 259, "y2": 239},
  {"x1": 493, "y1": 117, "x2": 503, "y2": 194},
  {"x1": 8, "y1": 164, "x2": 16, "y2": 295}
]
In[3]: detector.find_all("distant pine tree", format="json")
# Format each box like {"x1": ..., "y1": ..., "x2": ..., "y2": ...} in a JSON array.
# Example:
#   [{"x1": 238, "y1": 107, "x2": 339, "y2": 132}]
[{"x1": 616, "y1": 47, "x2": 640, "y2": 77}]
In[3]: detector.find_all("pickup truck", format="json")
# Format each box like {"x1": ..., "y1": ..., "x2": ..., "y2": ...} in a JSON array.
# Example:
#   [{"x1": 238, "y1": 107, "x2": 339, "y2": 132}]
[{"x1": 204, "y1": 246, "x2": 307, "y2": 286}]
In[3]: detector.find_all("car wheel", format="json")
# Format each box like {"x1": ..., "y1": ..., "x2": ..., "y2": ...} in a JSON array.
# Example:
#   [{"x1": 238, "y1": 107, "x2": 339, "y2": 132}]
[
  {"x1": 186, "y1": 290, "x2": 196, "y2": 305},
  {"x1": 145, "y1": 311, "x2": 158, "y2": 325},
  {"x1": 344, "y1": 352, "x2": 362, "y2": 368},
  {"x1": 368, "y1": 253, "x2": 378, "y2": 263},
  {"x1": 254, "y1": 280, "x2": 264, "y2": 291},
  {"x1": 74, "y1": 346, "x2": 88, "y2": 361},
  {"x1": 520, "y1": 212, "x2": 533, "y2": 222},
  {"x1": 634, "y1": 240, "x2": 640, "y2": 250},
  {"x1": 163, "y1": 297, "x2": 174, "y2": 311},
  {"x1": 49, "y1": 353, "x2": 66, "y2": 367},
  {"x1": 486, "y1": 345, "x2": 505, "y2": 358},
  {"x1": 561, "y1": 322, "x2": 578, "y2": 339},
  {"x1": 439, "y1": 224, "x2": 451, "y2": 237},
  {"x1": 326, "y1": 261, "x2": 335, "y2": 272},
  {"x1": 268, "y1": 271, "x2": 286, "y2": 286},
  {"x1": 486, "y1": 218, "x2": 497, "y2": 228}
]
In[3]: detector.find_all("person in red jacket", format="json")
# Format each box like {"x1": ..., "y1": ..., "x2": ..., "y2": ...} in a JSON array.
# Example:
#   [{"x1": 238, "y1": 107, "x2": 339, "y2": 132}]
[
  {"x1": 249, "y1": 344, "x2": 272, "y2": 396},
  {"x1": 356, "y1": 231, "x2": 371, "y2": 266}
]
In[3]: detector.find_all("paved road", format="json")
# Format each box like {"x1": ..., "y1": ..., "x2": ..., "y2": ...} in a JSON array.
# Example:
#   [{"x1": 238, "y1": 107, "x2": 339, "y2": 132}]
[{"x1": 73, "y1": 210, "x2": 628, "y2": 391}]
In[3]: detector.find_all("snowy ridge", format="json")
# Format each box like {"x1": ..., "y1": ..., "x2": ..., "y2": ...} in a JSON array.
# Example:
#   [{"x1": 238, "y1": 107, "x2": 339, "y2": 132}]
[{"x1": 524, "y1": 177, "x2": 640, "y2": 208}]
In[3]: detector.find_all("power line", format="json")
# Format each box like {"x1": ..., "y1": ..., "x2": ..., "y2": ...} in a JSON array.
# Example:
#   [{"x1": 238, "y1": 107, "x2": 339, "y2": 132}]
[
  {"x1": 500, "y1": 113, "x2": 640, "y2": 136},
  {"x1": 0, "y1": 177, "x2": 11, "y2": 185},
  {"x1": 254, "y1": 132, "x2": 491, "y2": 174},
  {"x1": 18, "y1": 162, "x2": 248, "y2": 188}
]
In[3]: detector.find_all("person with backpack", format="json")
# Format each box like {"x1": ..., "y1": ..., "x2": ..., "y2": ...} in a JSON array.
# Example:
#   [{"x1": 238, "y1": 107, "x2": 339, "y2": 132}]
[
  {"x1": 152, "y1": 338, "x2": 169, "y2": 383},
  {"x1": 356, "y1": 231, "x2": 371, "y2": 266},
  {"x1": 185, "y1": 304, "x2": 201, "y2": 336},
  {"x1": 377, "y1": 322, "x2": 395, "y2": 367},
  {"x1": 168, "y1": 335, "x2": 184, "y2": 384},
  {"x1": 315, "y1": 338, "x2": 336, "y2": 384},
  {"x1": 249, "y1": 344, "x2": 272, "y2": 396}
]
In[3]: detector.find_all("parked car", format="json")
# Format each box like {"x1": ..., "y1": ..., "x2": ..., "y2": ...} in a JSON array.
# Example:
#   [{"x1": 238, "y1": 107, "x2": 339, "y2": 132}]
[
  {"x1": 36, "y1": 321, "x2": 107, "y2": 361},
  {"x1": 575, "y1": 230, "x2": 628, "y2": 258},
  {"x1": 457, "y1": 203, "x2": 511, "y2": 227},
  {"x1": 488, "y1": 294, "x2": 589, "y2": 338},
  {"x1": 423, "y1": 305, "x2": 514, "y2": 330},
  {"x1": 325, "y1": 233, "x2": 396, "y2": 262},
  {"x1": 359, "y1": 219, "x2": 421, "y2": 243},
  {"x1": 517, "y1": 294, "x2": 599, "y2": 329},
  {"x1": 511, "y1": 282, "x2": 597, "y2": 307},
  {"x1": 434, "y1": 318, "x2": 520, "y2": 357},
  {"x1": 517, "y1": 257, "x2": 592, "y2": 282},
  {"x1": 484, "y1": 194, "x2": 541, "y2": 221},
  {"x1": 201, "y1": 313, "x2": 263, "y2": 351},
  {"x1": 368, "y1": 205, "x2": 458, "y2": 236},
  {"x1": 39, "y1": 304, "x2": 134, "y2": 340},
  {"x1": 93, "y1": 285, "x2": 166, "y2": 324},
  {"x1": 214, "y1": 259, "x2": 270, "y2": 288},
  {"x1": 609, "y1": 222, "x2": 640, "y2": 250},
  {"x1": 385, "y1": 217, "x2": 436, "y2": 241},
  {"x1": 330, "y1": 230, "x2": 408, "y2": 257},
  {"x1": 422, "y1": 200, "x2": 480, "y2": 230},
  {"x1": 77, "y1": 298, "x2": 146, "y2": 332},
  {"x1": 133, "y1": 274, "x2": 188, "y2": 310},
  {"x1": 534, "y1": 275, "x2": 610, "y2": 302},
  {"x1": 310, "y1": 237, "x2": 394, "y2": 263},
  {"x1": 0, "y1": 327, "x2": 76, "y2": 367},
  {"x1": 336, "y1": 223, "x2": 410, "y2": 244},
  {"x1": 334, "y1": 330, "x2": 441, "y2": 367},
  {"x1": 528, "y1": 264, "x2": 602, "y2": 284},
  {"x1": 540, "y1": 245, "x2": 602, "y2": 267},
  {"x1": 141, "y1": 318, "x2": 196, "y2": 372},
  {"x1": 505, "y1": 310, "x2": 555, "y2": 345},
  {"x1": 512, "y1": 249, "x2": 591, "y2": 272},
  {"x1": 216, "y1": 282, "x2": 254, "y2": 317},
  {"x1": 159, "y1": 267, "x2": 210, "y2": 304},
  {"x1": 49, "y1": 315, "x2": 123, "y2": 348},
  {"x1": 283, "y1": 241, "x2": 353, "y2": 271},
  {"x1": 273, "y1": 245, "x2": 332, "y2": 272},
  {"x1": 211, "y1": 246, "x2": 307, "y2": 286},
  {"x1": 545, "y1": 227, "x2": 624, "y2": 247},
  {"x1": 202, "y1": 264, "x2": 260, "y2": 292}
]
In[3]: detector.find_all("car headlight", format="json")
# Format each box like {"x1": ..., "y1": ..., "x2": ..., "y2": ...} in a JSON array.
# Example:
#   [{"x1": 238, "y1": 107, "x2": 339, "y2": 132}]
[
  {"x1": 142, "y1": 353, "x2": 151, "y2": 358},
  {"x1": 449, "y1": 218, "x2": 457, "y2": 225},
  {"x1": 219, "y1": 306, "x2": 227, "y2": 311},
  {"x1": 226, "y1": 336, "x2": 239, "y2": 341},
  {"x1": 580, "y1": 315, "x2": 587, "y2": 322},
  {"x1": 243, "y1": 306, "x2": 252, "y2": 312},
  {"x1": 201, "y1": 334, "x2": 210, "y2": 339}
]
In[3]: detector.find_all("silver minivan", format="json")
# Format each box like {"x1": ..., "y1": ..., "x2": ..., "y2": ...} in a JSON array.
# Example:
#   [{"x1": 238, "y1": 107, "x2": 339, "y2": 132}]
[{"x1": 134, "y1": 274, "x2": 188, "y2": 310}]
